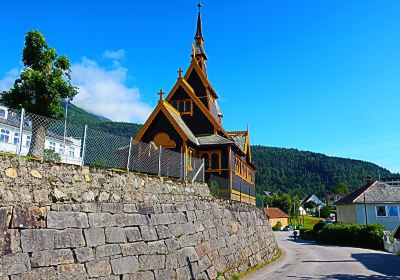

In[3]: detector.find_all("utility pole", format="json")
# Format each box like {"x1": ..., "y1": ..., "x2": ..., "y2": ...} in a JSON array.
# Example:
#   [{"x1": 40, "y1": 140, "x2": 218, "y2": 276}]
[{"x1": 364, "y1": 194, "x2": 368, "y2": 226}]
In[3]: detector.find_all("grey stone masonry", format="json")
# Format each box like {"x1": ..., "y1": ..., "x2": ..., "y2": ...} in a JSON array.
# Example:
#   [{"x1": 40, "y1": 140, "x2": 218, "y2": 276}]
[{"x1": 0, "y1": 156, "x2": 278, "y2": 279}]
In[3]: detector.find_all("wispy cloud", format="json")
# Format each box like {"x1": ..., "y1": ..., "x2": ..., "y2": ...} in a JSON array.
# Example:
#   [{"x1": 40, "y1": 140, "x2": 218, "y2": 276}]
[
  {"x1": 71, "y1": 57, "x2": 152, "y2": 123},
  {"x1": 103, "y1": 49, "x2": 125, "y2": 60},
  {"x1": 0, "y1": 68, "x2": 19, "y2": 92}
]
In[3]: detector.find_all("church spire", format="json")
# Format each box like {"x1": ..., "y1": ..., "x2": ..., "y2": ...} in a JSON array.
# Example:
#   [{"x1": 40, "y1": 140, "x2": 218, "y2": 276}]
[
  {"x1": 192, "y1": 2, "x2": 208, "y2": 74},
  {"x1": 194, "y1": 2, "x2": 204, "y2": 45}
]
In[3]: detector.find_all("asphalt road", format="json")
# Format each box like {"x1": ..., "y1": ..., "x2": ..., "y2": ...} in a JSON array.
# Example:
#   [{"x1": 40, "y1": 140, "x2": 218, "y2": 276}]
[{"x1": 244, "y1": 231, "x2": 400, "y2": 280}]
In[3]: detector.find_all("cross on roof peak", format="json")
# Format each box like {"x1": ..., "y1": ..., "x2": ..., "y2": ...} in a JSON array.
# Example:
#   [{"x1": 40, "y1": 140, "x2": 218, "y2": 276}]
[
  {"x1": 177, "y1": 68, "x2": 183, "y2": 78},
  {"x1": 158, "y1": 89, "x2": 165, "y2": 101}
]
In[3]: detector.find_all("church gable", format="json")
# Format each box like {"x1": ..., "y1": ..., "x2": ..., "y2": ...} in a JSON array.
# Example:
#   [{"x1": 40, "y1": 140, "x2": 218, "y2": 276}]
[
  {"x1": 139, "y1": 111, "x2": 183, "y2": 152},
  {"x1": 187, "y1": 69, "x2": 208, "y2": 107}
]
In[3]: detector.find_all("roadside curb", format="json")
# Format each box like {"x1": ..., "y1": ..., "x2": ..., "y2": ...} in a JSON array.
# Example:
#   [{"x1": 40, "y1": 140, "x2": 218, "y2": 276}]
[{"x1": 239, "y1": 248, "x2": 284, "y2": 279}]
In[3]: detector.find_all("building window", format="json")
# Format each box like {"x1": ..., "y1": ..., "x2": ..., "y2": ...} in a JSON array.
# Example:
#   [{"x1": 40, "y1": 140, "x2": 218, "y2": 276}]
[
  {"x1": 199, "y1": 150, "x2": 221, "y2": 173},
  {"x1": 171, "y1": 99, "x2": 192, "y2": 115},
  {"x1": 387, "y1": 206, "x2": 399, "y2": 217},
  {"x1": 0, "y1": 109, "x2": 6, "y2": 119},
  {"x1": 376, "y1": 206, "x2": 387, "y2": 217},
  {"x1": 49, "y1": 141, "x2": 56, "y2": 151},
  {"x1": 235, "y1": 155, "x2": 254, "y2": 184},
  {"x1": 13, "y1": 132, "x2": 20, "y2": 145},
  {"x1": 211, "y1": 153, "x2": 219, "y2": 169},
  {"x1": 0, "y1": 129, "x2": 10, "y2": 143},
  {"x1": 59, "y1": 144, "x2": 65, "y2": 155},
  {"x1": 69, "y1": 147, "x2": 75, "y2": 157},
  {"x1": 25, "y1": 135, "x2": 31, "y2": 147}
]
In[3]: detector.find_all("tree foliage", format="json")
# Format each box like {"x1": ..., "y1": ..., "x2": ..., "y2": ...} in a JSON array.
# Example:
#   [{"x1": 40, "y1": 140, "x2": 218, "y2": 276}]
[
  {"x1": 320, "y1": 205, "x2": 331, "y2": 218},
  {"x1": 252, "y1": 146, "x2": 395, "y2": 198},
  {"x1": 332, "y1": 181, "x2": 350, "y2": 195},
  {"x1": 1, "y1": 30, "x2": 77, "y2": 158},
  {"x1": 1, "y1": 30, "x2": 77, "y2": 118}
]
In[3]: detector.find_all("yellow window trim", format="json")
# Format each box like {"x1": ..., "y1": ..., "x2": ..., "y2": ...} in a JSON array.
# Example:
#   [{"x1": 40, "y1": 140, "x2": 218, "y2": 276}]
[{"x1": 199, "y1": 150, "x2": 222, "y2": 174}]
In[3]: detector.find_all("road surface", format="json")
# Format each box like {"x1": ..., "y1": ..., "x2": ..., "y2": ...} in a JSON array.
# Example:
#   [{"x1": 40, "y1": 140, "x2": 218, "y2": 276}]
[{"x1": 244, "y1": 231, "x2": 400, "y2": 280}]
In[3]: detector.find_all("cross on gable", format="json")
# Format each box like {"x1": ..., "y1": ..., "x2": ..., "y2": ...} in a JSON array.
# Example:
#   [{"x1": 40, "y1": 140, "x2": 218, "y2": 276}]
[
  {"x1": 158, "y1": 89, "x2": 165, "y2": 101},
  {"x1": 177, "y1": 68, "x2": 183, "y2": 78}
]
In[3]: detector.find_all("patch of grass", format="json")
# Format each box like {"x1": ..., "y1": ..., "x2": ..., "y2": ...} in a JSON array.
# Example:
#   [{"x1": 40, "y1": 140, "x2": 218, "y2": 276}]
[
  {"x1": 0, "y1": 153, "x2": 39, "y2": 161},
  {"x1": 301, "y1": 215, "x2": 322, "y2": 228},
  {"x1": 236, "y1": 249, "x2": 282, "y2": 279}
]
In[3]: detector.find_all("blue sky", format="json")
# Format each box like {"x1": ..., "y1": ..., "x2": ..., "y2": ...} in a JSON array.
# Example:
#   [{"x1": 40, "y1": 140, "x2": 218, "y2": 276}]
[{"x1": 1, "y1": 1, "x2": 399, "y2": 173}]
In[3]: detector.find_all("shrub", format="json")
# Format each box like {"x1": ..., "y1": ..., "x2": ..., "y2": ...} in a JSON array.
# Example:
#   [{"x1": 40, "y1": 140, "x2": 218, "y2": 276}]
[
  {"x1": 208, "y1": 180, "x2": 220, "y2": 199},
  {"x1": 300, "y1": 226, "x2": 315, "y2": 240},
  {"x1": 272, "y1": 221, "x2": 282, "y2": 231},
  {"x1": 320, "y1": 205, "x2": 331, "y2": 218},
  {"x1": 43, "y1": 149, "x2": 61, "y2": 162},
  {"x1": 315, "y1": 223, "x2": 384, "y2": 250},
  {"x1": 313, "y1": 221, "x2": 326, "y2": 233}
]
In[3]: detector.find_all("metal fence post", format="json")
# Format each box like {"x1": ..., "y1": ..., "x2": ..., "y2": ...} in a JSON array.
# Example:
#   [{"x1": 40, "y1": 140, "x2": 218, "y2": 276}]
[
  {"x1": 158, "y1": 146, "x2": 162, "y2": 176},
  {"x1": 81, "y1": 125, "x2": 88, "y2": 166},
  {"x1": 17, "y1": 108, "x2": 25, "y2": 157},
  {"x1": 183, "y1": 151, "x2": 186, "y2": 181},
  {"x1": 127, "y1": 137, "x2": 133, "y2": 172},
  {"x1": 202, "y1": 158, "x2": 205, "y2": 182}
]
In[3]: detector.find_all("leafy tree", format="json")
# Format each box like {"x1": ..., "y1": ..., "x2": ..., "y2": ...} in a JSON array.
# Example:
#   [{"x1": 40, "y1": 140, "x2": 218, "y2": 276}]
[
  {"x1": 320, "y1": 205, "x2": 331, "y2": 218},
  {"x1": 1, "y1": 30, "x2": 77, "y2": 158},
  {"x1": 332, "y1": 181, "x2": 350, "y2": 195}
]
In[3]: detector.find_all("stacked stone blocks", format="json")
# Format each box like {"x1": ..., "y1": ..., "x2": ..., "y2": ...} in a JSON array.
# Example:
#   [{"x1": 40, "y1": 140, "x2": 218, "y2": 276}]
[{"x1": 0, "y1": 157, "x2": 278, "y2": 279}]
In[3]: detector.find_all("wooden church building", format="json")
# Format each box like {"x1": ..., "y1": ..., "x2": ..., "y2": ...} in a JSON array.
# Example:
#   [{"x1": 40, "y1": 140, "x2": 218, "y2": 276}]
[{"x1": 135, "y1": 3, "x2": 256, "y2": 205}]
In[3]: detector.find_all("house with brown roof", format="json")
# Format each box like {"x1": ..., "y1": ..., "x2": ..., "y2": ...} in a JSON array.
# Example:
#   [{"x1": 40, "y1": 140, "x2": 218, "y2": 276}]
[
  {"x1": 336, "y1": 178, "x2": 400, "y2": 232},
  {"x1": 264, "y1": 208, "x2": 289, "y2": 228}
]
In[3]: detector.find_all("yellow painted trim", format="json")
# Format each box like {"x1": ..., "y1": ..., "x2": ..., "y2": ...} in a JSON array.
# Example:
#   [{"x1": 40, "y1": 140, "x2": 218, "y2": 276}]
[
  {"x1": 134, "y1": 101, "x2": 189, "y2": 143},
  {"x1": 199, "y1": 150, "x2": 222, "y2": 174},
  {"x1": 165, "y1": 78, "x2": 229, "y2": 138},
  {"x1": 184, "y1": 59, "x2": 211, "y2": 89},
  {"x1": 231, "y1": 189, "x2": 255, "y2": 199},
  {"x1": 229, "y1": 146, "x2": 232, "y2": 197}
]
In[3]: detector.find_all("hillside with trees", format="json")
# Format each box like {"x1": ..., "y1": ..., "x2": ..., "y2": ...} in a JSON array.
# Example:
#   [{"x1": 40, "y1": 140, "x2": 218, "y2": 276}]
[{"x1": 252, "y1": 145, "x2": 396, "y2": 198}]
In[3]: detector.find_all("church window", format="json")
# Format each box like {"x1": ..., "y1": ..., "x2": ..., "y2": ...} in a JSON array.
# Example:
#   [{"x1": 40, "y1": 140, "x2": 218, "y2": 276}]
[
  {"x1": 211, "y1": 153, "x2": 219, "y2": 170},
  {"x1": 202, "y1": 154, "x2": 209, "y2": 169},
  {"x1": 235, "y1": 155, "x2": 254, "y2": 185},
  {"x1": 171, "y1": 99, "x2": 192, "y2": 115},
  {"x1": 199, "y1": 150, "x2": 221, "y2": 173}
]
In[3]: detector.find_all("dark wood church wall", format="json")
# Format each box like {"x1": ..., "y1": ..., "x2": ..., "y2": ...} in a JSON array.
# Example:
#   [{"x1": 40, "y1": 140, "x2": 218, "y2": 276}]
[
  {"x1": 187, "y1": 70, "x2": 208, "y2": 108},
  {"x1": 140, "y1": 113, "x2": 183, "y2": 153},
  {"x1": 182, "y1": 105, "x2": 214, "y2": 135},
  {"x1": 232, "y1": 173, "x2": 256, "y2": 197}
]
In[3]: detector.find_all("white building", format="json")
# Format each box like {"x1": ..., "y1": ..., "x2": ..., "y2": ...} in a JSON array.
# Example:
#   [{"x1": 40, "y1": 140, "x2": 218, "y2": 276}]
[
  {"x1": 0, "y1": 104, "x2": 82, "y2": 165},
  {"x1": 336, "y1": 179, "x2": 400, "y2": 232}
]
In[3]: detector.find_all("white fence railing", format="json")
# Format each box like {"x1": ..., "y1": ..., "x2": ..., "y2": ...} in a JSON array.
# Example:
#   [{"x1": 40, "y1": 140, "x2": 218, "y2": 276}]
[{"x1": 0, "y1": 107, "x2": 204, "y2": 182}]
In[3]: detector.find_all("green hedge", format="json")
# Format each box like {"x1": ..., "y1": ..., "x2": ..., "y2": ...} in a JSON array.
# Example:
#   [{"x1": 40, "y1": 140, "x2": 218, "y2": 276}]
[
  {"x1": 315, "y1": 223, "x2": 384, "y2": 250},
  {"x1": 299, "y1": 227, "x2": 315, "y2": 240}
]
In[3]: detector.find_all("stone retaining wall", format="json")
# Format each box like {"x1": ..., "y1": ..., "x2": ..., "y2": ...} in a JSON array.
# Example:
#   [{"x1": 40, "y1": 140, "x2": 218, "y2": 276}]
[{"x1": 0, "y1": 157, "x2": 278, "y2": 279}]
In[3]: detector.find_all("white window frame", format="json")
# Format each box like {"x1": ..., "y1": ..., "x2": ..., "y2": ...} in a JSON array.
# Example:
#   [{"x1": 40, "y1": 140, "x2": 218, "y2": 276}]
[
  {"x1": 49, "y1": 141, "x2": 56, "y2": 151},
  {"x1": 68, "y1": 147, "x2": 75, "y2": 158},
  {"x1": 0, "y1": 128, "x2": 10, "y2": 143},
  {"x1": 13, "y1": 132, "x2": 20, "y2": 145},
  {"x1": 376, "y1": 205, "x2": 388, "y2": 217},
  {"x1": 0, "y1": 109, "x2": 6, "y2": 119},
  {"x1": 25, "y1": 135, "x2": 31, "y2": 147}
]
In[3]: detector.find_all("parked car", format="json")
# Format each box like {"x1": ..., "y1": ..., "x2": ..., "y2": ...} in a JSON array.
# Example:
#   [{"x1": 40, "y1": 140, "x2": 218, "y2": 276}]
[{"x1": 283, "y1": 226, "x2": 293, "y2": 231}]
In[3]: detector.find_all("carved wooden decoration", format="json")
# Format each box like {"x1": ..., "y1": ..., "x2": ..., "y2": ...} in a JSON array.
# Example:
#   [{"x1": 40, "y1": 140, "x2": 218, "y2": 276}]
[{"x1": 153, "y1": 132, "x2": 176, "y2": 149}]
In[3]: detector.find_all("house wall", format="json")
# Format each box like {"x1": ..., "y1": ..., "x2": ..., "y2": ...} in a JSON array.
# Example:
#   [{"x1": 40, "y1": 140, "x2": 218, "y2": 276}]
[
  {"x1": 337, "y1": 204, "x2": 358, "y2": 224},
  {"x1": 268, "y1": 218, "x2": 288, "y2": 228},
  {"x1": 0, "y1": 109, "x2": 81, "y2": 165},
  {"x1": 355, "y1": 204, "x2": 400, "y2": 232}
]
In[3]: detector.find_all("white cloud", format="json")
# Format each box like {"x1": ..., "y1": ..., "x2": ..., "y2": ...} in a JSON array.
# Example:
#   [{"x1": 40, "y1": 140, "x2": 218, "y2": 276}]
[
  {"x1": 71, "y1": 57, "x2": 152, "y2": 123},
  {"x1": 103, "y1": 49, "x2": 125, "y2": 60},
  {"x1": 0, "y1": 68, "x2": 19, "y2": 92}
]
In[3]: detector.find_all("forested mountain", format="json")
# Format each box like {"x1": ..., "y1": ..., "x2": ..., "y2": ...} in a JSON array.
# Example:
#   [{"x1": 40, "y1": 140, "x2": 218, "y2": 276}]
[
  {"x1": 252, "y1": 146, "x2": 396, "y2": 198},
  {"x1": 63, "y1": 101, "x2": 142, "y2": 138},
  {"x1": 65, "y1": 102, "x2": 397, "y2": 198}
]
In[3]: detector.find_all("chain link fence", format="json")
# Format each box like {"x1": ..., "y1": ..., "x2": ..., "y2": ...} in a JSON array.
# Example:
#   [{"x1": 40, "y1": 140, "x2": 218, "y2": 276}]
[{"x1": 0, "y1": 106, "x2": 204, "y2": 182}]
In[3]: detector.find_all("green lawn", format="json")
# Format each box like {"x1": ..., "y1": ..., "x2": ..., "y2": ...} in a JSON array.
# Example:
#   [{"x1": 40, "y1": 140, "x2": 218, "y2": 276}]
[{"x1": 288, "y1": 215, "x2": 322, "y2": 228}]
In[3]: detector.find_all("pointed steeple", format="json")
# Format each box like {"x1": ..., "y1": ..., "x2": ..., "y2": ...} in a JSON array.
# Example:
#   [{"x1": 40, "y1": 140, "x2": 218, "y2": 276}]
[
  {"x1": 192, "y1": 2, "x2": 208, "y2": 74},
  {"x1": 194, "y1": 2, "x2": 204, "y2": 44}
]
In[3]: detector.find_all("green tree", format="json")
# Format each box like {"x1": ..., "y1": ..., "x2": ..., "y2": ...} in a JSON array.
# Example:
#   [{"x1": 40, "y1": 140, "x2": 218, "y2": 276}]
[
  {"x1": 320, "y1": 205, "x2": 331, "y2": 218},
  {"x1": 304, "y1": 200, "x2": 317, "y2": 211},
  {"x1": 333, "y1": 181, "x2": 350, "y2": 195},
  {"x1": 1, "y1": 30, "x2": 77, "y2": 158}
]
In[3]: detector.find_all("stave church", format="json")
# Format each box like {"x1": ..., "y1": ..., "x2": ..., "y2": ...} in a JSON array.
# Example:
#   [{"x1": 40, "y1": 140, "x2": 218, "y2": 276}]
[{"x1": 135, "y1": 3, "x2": 256, "y2": 205}]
